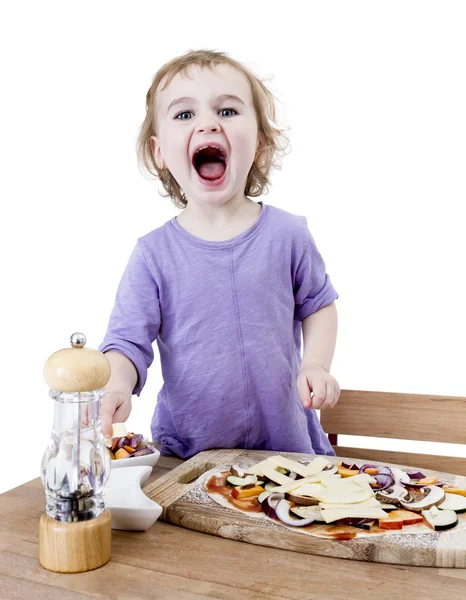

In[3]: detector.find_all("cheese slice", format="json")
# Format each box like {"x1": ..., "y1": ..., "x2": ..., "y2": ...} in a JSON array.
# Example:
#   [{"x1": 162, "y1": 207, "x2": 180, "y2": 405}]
[
  {"x1": 268, "y1": 456, "x2": 316, "y2": 478},
  {"x1": 247, "y1": 456, "x2": 333, "y2": 480},
  {"x1": 302, "y1": 457, "x2": 333, "y2": 476},
  {"x1": 351, "y1": 473, "x2": 377, "y2": 486},
  {"x1": 271, "y1": 473, "x2": 341, "y2": 495},
  {"x1": 104, "y1": 422, "x2": 128, "y2": 447},
  {"x1": 319, "y1": 497, "x2": 381, "y2": 509},
  {"x1": 313, "y1": 487, "x2": 374, "y2": 504},
  {"x1": 321, "y1": 473, "x2": 376, "y2": 487},
  {"x1": 246, "y1": 459, "x2": 274, "y2": 476},
  {"x1": 260, "y1": 464, "x2": 297, "y2": 486},
  {"x1": 321, "y1": 507, "x2": 388, "y2": 523},
  {"x1": 287, "y1": 483, "x2": 325, "y2": 497},
  {"x1": 320, "y1": 480, "x2": 372, "y2": 497},
  {"x1": 245, "y1": 456, "x2": 338, "y2": 490}
]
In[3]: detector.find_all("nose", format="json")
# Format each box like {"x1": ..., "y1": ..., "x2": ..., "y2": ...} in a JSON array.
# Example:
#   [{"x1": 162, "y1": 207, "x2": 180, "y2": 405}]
[{"x1": 196, "y1": 117, "x2": 221, "y2": 134}]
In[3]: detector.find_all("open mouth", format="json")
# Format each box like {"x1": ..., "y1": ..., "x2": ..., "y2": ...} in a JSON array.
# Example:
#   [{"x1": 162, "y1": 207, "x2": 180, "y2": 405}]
[{"x1": 192, "y1": 145, "x2": 228, "y2": 182}]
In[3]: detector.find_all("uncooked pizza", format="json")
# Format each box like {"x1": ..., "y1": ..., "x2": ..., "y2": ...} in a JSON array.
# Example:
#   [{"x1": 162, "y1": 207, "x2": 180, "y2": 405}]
[{"x1": 204, "y1": 455, "x2": 466, "y2": 540}]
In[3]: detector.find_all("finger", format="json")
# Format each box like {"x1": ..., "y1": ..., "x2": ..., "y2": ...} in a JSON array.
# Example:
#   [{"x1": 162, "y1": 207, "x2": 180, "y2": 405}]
[
  {"x1": 297, "y1": 374, "x2": 312, "y2": 408},
  {"x1": 100, "y1": 398, "x2": 120, "y2": 439},
  {"x1": 114, "y1": 402, "x2": 131, "y2": 424},
  {"x1": 311, "y1": 380, "x2": 327, "y2": 409},
  {"x1": 322, "y1": 383, "x2": 337, "y2": 410},
  {"x1": 332, "y1": 382, "x2": 341, "y2": 408}
]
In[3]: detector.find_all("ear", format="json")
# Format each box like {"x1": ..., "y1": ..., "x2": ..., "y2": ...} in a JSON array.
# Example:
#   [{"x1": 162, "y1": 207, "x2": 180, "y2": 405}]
[{"x1": 150, "y1": 135, "x2": 165, "y2": 170}]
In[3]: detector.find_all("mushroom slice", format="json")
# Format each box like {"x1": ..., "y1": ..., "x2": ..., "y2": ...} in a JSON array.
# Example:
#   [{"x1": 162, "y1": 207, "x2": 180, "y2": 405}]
[
  {"x1": 400, "y1": 485, "x2": 445, "y2": 512},
  {"x1": 375, "y1": 484, "x2": 410, "y2": 505},
  {"x1": 390, "y1": 467, "x2": 411, "y2": 486},
  {"x1": 285, "y1": 492, "x2": 320, "y2": 506},
  {"x1": 230, "y1": 465, "x2": 249, "y2": 478}
]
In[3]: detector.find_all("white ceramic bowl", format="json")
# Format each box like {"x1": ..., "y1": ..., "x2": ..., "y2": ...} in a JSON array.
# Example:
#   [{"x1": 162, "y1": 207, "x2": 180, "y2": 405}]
[
  {"x1": 105, "y1": 465, "x2": 162, "y2": 531},
  {"x1": 110, "y1": 443, "x2": 161, "y2": 469}
]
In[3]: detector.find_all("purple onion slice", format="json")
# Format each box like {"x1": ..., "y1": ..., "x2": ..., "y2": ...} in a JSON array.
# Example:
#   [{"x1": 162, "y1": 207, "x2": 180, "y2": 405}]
[
  {"x1": 275, "y1": 499, "x2": 316, "y2": 527},
  {"x1": 359, "y1": 464, "x2": 392, "y2": 476},
  {"x1": 407, "y1": 470, "x2": 425, "y2": 480},
  {"x1": 402, "y1": 480, "x2": 447, "y2": 489},
  {"x1": 130, "y1": 447, "x2": 154, "y2": 457},
  {"x1": 116, "y1": 436, "x2": 128, "y2": 449},
  {"x1": 129, "y1": 433, "x2": 143, "y2": 449},
  {"x1": 261, "y1": 493, "x2": 284, "y2": 519},
  {"x1": 371, "y1": 473, "x2": 394, "y2": 491}
]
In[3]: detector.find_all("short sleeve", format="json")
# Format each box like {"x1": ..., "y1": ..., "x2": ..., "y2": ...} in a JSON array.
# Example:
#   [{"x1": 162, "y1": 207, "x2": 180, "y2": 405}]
[
  {"x1": 99, "y1": 242, "x2": 161, "y2": 396},
  {"x1": 293, "y1": 231, "x2": 339, "y2": 321}
]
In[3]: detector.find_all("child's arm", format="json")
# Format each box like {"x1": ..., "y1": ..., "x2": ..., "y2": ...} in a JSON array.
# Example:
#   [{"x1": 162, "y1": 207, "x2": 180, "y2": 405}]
[
  {"x1": 105, "y1": 350, "x2": 138, "y2": 395},
  {"x1": 297, "y1": 302, "x2": 340, "y2": 410},
  {"x1": 100, "y1": 351, "x2": 138, "y2": 439},
  {"x1": 98, "y1": 241, "x2": 162, "y2": 438}
]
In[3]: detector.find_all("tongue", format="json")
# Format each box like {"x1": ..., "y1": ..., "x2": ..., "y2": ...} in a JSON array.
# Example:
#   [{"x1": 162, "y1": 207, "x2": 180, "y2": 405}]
[{"x1": 198, "y1": 161, "x2": 226, "y2": 180}]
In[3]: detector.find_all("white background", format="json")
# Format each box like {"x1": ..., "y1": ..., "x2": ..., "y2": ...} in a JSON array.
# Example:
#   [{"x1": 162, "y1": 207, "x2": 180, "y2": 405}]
[{"x1": 1, "y1": 1, "x2": 465, "y2": 494}]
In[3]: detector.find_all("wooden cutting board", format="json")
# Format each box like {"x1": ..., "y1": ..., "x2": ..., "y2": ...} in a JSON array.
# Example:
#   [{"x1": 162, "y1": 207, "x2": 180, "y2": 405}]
[{"x1": 143, "y1": 448, "x2": 466, "y2": 568}]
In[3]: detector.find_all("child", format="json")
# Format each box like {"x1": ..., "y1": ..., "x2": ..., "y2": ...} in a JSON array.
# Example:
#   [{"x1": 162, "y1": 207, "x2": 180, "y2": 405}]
[{"x1": 99, "y1": 49, "x2": 340, "y2": 459}]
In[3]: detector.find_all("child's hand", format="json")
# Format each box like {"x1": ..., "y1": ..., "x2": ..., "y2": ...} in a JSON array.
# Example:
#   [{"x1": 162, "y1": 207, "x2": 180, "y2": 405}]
[
  {"x1": 100, "y1": 391, "x2": 132, "y2": 439},
  {"x1": 297, "y1": 363, "x2": 340, "y2": 410}
]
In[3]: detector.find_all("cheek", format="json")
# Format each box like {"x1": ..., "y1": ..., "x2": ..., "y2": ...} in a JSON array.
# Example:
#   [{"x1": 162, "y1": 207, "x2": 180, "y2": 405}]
[
  {"x1": 161, "y1": 128, "x2": 189, "y2": 163},
  {"x1": 231, "y1": 131, "x2": 258, "y2": 169}
]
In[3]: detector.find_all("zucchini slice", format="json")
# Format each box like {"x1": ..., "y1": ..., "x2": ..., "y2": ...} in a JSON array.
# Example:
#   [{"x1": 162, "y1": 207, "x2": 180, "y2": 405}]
[
  {"x1": 422, "y1": 506, "x2": 459, "y2": 531},
  {"x1": 276, "y1": 467, "x2": 289, "y2": 475},
  {"x1": 226, "y1": 475, "x2": 257, "y2": 487},
  {"x1": 438, "y1": 493, "x2": 466, "y2": 514},
  {"x1": 290, "y1": 505, "x2": 325, "y2": 522}
]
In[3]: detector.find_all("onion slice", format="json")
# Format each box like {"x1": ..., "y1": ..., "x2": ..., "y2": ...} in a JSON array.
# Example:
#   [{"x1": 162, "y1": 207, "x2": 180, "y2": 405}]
[
  {"x1": 407, "y1": 470, "x2": 426, "y2": 480},
  {"x1": 341, "y1": 462, "x2": 360, "y2": 470},
  {"x1": 261, "y1": 493, "x2": 284, "y2": 519},
  {"x1": 371, "y1": 473, "x2": 394, "y2": 491},
  {"x1": 275, "y1": 499, "x2": 317, "y2": 527},
  {"x1": 359, "y1": 464, "x2": 392, "y2": 476},
  {"x1": 403, "y1": 480, "x2": 447, "y2": 489}
]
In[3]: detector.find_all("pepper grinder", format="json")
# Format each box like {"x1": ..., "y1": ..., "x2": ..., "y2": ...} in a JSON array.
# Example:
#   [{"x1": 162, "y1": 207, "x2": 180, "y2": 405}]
[{"x1": 39, "y1": 333, "x2": 112, "y2": 573}]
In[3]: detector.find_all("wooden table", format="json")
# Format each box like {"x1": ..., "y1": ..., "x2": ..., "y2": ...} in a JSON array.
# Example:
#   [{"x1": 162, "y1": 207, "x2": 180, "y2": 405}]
[{"x1": 1, "y1": 457, "x2": 465, "y2": 599}]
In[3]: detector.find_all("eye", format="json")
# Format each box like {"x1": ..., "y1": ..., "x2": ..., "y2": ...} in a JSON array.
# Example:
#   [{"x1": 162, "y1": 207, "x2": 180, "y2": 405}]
[
  {"x1": 175, "y1": 111, "x2": 193, "y2": 120},
  {"x1": 219, "y1": 107, "x2": 237, "y2": 117},
  {"x1": 174, "y1": 107, "x2": 238, "y2": 120}
]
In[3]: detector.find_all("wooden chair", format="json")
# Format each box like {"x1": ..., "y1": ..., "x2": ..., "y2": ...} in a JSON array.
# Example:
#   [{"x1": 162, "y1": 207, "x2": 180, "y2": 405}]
[{"x1": 320, "y1": 389, "x2": 466, "y2": 477}]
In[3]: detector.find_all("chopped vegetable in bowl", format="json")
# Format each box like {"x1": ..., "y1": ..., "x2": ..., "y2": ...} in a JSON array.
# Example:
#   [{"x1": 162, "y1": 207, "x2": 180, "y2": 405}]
[{"x1": 107, "y1": 432, "x2": 156, "y2": 460}]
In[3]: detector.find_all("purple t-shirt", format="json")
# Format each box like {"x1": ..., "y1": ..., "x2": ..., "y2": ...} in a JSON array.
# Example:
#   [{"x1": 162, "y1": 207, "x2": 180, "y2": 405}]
[{"x1": 99, "y1": 202, "x2": 339, "y2": 459}]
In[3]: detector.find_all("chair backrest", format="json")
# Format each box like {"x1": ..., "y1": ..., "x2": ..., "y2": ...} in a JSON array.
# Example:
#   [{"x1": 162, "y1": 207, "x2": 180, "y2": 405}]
[{"x1": 320, "y1": 389, "x2": 466, "y2": 477}]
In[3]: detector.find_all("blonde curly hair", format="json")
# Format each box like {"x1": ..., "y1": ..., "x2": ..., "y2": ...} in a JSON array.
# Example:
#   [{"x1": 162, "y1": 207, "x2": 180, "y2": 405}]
[{"x1": 137, "y1": 49, "x2": 290, "y2": 209}]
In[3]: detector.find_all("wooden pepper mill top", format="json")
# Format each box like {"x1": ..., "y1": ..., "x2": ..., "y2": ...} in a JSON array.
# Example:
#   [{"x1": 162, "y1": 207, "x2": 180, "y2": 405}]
[{"x1": 43, "y1": 332, "x2": 111, "y2": 393}]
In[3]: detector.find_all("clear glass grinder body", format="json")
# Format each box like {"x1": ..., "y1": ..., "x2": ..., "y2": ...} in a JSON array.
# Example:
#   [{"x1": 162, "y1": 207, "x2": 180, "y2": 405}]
[{"x1": 41, "y1": 387, "x2": 111, "y2": 523}]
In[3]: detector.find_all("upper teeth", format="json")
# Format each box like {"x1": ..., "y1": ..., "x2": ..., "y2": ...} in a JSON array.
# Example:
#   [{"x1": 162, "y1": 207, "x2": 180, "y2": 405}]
[{"x1": 195, "y1": 145, "x2": 223, "y2": 155}]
